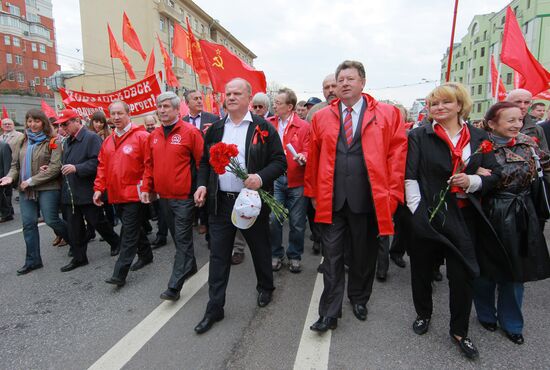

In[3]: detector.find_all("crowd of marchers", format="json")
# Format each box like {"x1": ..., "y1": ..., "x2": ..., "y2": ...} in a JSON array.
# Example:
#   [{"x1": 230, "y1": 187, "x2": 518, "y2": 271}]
[{"x1": 1, "y1": 59, "x2": 550, "y2": 361}]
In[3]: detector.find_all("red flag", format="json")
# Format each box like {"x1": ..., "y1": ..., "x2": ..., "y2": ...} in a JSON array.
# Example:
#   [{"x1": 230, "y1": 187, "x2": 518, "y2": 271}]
[
  {"x1": 144, "y1": 48, "x2": 155, "y2": 78},
  {"x1": 156, "y1": 34, "x2": 179, "y2": 88},
  {"x1": 186, "y1": 18, "x2": 211, "y2": 86},
  {"x1": 107, "y1": 23, "x2": 136, "y2": 80},
  {"x1": 41, "y1": 99, "x2": 58, "y2": 120},
  {"x1": 199, "y1": 39, "x2": 267, "y2": 95},
  {"x1": 172, "y1": 22, "x2": 193, "y2": 66},
  {"x1": 2, "y1": 105, "x2": 8, "y2": 119},
  {"x1": 534, "y1": 90, "x2": 550, "y2": 101},
  {"x1": 179, "y1": 99, "x2": 189, "y2": 117},
  {"x1": 122, "y1": 12, "x2": 146, "y2": 60},
  {"x1": 490, "y1": 55, "x2": 507, "y2": 101},
  {"x1": 501, "y1": 7, "x2": 550, "y2": 95}
]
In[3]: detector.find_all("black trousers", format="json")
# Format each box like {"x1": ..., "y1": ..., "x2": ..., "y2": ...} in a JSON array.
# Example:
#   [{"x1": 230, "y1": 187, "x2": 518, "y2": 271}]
[
  {"x1": 319, "y1": 202, "x2": 379, "y2": 318},
  {"x1": 153, "y1": 199, "x2": 168, "y2": 239},
  {"x1": 0, "y1": 185, "x2": 13, "y2": 218},
  {"x1": 389, "y1": 205, "x2": 407, "y2": 259},
  {"x1": 159, "y1": 198, "x2": 196, "y2": 291},
  {"x1": 377, "y1": 236, "x2": 390, "y2": 275},
  {"x1": 307, "y1": 198, "x2": 321, "y2": 243},
  {"x1": 205, "y1": 192, "x2": 274, "y2": 317},
  {"x1": 66, "y1": 203, "x2": 121, "y2": 263},
  {"x1": 112, "y1": 202, "x2": 153, "y2": 279}
]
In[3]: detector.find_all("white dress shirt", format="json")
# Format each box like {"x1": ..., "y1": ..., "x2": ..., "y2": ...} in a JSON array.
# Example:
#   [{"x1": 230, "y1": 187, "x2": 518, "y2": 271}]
[
  {"x1": 189, "y1": 112, "x2": 202, "y2": 130},
  {"x1": 218, "y1": 112, "x2": 252, "y2": 192},
  {"x1": 340, "y1": 97, "x2": 364, "y2": 137},
  {"x1": 115, "y1": 122, "x2": 132, "y2": 137}
]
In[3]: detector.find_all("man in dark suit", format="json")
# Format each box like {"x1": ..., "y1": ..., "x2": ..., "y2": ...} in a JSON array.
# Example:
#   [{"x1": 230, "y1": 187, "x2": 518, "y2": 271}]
[
  {"x1": 193, "y1": 78, "x2": 286, "y2": 334},
  {"x1": 0, "y1": 140, "x2": 12, "y2": 222},
  {"x1": 305, "y1": 60, "x2": 407, "y2": 332},
  {"x1": 56, "y1": 109, "x2": 120, "y2": 272}
]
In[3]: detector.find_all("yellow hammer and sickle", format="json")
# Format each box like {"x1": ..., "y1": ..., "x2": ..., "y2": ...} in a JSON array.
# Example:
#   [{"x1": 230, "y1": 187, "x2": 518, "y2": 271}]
[{"x1": 213, "y1": 55, "x2": 224, "y2": 70}]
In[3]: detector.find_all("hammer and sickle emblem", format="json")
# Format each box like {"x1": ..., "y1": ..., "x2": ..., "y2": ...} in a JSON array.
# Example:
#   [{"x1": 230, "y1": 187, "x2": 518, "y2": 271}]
[{"x1": 212, "y1": 49, "x2": 224, "y2": 69}]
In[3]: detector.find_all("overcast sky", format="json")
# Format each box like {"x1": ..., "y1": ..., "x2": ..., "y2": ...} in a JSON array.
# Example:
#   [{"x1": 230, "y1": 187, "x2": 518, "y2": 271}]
[{"x1": 52, "y1": 0, "x2": 512, "y2": 107}]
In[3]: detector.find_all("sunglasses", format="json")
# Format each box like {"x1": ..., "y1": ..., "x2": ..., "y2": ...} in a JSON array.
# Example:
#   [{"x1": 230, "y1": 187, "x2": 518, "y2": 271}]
[{"x1": 253, "y1": 105, "x2": 264, "y2": 109}]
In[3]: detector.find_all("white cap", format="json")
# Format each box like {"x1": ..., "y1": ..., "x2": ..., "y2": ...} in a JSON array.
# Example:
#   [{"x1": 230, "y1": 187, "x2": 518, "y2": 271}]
[{"x1": 231, "y1": 188, "x2": 261, "y2": 229}]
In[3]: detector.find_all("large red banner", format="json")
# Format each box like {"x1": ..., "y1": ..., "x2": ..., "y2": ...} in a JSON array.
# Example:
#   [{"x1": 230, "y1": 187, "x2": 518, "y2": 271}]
[{"x1": 59, "y1": 73, "x2": 163, "y2": 118}]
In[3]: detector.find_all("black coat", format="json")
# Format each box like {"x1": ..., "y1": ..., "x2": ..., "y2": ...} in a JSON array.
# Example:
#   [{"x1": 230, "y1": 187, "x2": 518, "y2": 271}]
[
  {"x1": 61, "y1": 127, "x2": 102, "y2": 205},
  {"x1": 0, "y1": 141, "x2": 11, "y2": 178},
  {"x1": 197, "y1": 112, "x2": 286, "y2": 216},
  {"x1": 183, "y1": 111, "x2": 220, "y2": 132},
  {"x1": 405, "y1": 123, "x2": 508, "y2": 277}
]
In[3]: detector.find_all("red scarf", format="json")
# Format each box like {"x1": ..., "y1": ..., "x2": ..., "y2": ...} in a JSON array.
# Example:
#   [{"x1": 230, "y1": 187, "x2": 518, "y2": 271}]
[{"x1": 433, "y1": 123, "x2": 471, "y2": 194}]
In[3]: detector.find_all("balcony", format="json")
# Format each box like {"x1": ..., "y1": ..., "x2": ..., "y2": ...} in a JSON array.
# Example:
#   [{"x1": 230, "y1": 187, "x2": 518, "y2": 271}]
[{"x1": 158, "y1": 1, "x2": 180, "y2": 22}]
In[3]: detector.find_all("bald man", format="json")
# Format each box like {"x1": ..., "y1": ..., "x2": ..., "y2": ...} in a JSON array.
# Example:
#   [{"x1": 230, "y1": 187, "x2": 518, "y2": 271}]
[
  {"x1": 506, "y1": 89, "x2": 549, "y2": 152},
  {"x1": 1, "y1": 118, "x2": 24, "y2": 153},
  {"x1": 306, "y1": 74, "x2": 338, "y2": 123}
]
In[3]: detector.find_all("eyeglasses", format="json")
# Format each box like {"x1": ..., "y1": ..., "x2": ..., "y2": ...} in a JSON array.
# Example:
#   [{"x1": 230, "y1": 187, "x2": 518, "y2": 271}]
[{"x1": 253, "y1": 105, "x2": 264, "y2": 109}]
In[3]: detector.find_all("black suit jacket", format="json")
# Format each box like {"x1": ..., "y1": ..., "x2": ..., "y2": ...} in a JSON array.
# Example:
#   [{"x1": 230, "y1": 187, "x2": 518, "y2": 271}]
[
  {"x1": 61, "y1": 127, "x2": 102, "y2": 205},
  {"x1": 197, "y1": 112, "x2": 286, "y2": 215},
  {"x1": 183, "y1": 111, "x2": 220, "y2": 131},
  {"x1": 0, "y1": 141, "x2": 11, "y2": 178}
]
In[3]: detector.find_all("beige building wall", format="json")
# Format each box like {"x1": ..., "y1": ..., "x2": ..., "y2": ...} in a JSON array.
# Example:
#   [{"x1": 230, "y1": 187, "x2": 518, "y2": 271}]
[{"x1": 66, "y1": 0, "x2": 256, "y2": 94}]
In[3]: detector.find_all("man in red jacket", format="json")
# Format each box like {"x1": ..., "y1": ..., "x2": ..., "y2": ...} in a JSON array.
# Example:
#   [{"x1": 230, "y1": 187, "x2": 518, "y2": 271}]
[
  {"x1": 305, "y1": 60, "x2": 407, "y2": 332},
  {"x1": 93, "y1": 100, "x2": 153, "y2": 287},
  {"x1": 268, "y1": 88, "x2": 310, "y2": 273},
  {"x1": 141, "y1": 91, "x2": 204, "y2": 301}
]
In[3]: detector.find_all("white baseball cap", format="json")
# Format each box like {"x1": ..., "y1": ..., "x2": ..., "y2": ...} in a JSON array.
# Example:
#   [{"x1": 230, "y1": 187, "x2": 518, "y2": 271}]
[{"x1": 231, "y1": 188, "x2": 262, "y2": 229}]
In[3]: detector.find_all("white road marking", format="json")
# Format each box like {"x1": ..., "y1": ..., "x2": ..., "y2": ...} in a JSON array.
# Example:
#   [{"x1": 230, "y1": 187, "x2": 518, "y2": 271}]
[
  {"x1": 0, "y1": 222, "x2": 45, "y2": 239},
  {"x1": 293, "y1": 271, "x2": 331, "y2": 370},
  {"x1": 88, "y1": 263, "x2": 209, "y2": 370}
]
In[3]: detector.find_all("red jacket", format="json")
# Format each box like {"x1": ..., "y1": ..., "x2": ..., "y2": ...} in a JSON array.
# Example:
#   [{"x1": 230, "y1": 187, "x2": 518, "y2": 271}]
[
  {"x1": 268, "y1": 113, "x2": 310, "y2": 187},
  {"x1": 94, "y1": 124, "x2": 150, "y2": 204},
  {"x1": 142, "y1": 120, "x2": 204, "y2": 199},
  {"x1": 304, "y1": 94, "x2": 407, "y2": 235}
]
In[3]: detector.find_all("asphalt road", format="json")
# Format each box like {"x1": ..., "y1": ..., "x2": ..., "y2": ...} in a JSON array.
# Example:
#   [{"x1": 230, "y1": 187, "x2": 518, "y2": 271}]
[{"x1": 1, "y1": 200, "x2": 549, "y2": 369}]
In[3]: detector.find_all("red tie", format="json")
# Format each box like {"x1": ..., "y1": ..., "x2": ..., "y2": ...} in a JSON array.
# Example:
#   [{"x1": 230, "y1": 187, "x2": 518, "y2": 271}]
[{"x1": 343, "y1": 107, "x2": 353, "y2": 145}]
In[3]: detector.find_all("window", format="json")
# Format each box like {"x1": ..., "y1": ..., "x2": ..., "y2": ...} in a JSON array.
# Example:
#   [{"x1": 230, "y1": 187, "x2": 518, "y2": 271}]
[
  {"x1": 527, "y1": 0, "x2": 531, "y2": 8},
  {"x1": 17, "y1": 72, "x2": 24, "y2": 83},
  {"x1": 6, "y1": 53, "x2": 12, "y2": 63},
  {"x1": 8, "y1": 4, "x2": 20, "y2": 16},
  {"x1": 454, "y1": 63, "x2": 457, "y2": 71},
  {"x1": 31, "y1": 43, "x2": 37, "y2": 52},
  {"x1": 7, "y1": 72, "x2": 15, "y2": 81},
  {"x1": 472, "y1": 68, "x2": 476, "y2": 78},
  {"x1": 27, "y1": 13, "x2": 40, "y2": 23},
  {"x1": 480, "y1": 47, "x2": 485, "y2": 57},
  {"x1": 13, "y1": 37, "x2": 20, "y2": 47},
  {"x1": 501, "y1": 16, "x2": 505, "y2": 25},
  {"x1": 479, "y1": 66, "x2": 484, "y2": 76},
  {"x1": 473, "y1": 50, "x2": 477, "y2": 59},
  {"x1": 159, "y1": 17, "x2": 165, "y2": 31},
  {"x1": 506, "y1": 73, "x2": 512, "y2": 85},
  {"x1": 43, "y1": 77, "x2": 48, "y2": 86},
  {"x1": 15, "y1": 55, "x2": 23, "y2": 65},
  {"x1": 41, "y1": 61, "x2": 47, "y2": 70},
  {"x1": 39, "y1": 44, "x2": 46, "y2": 53},
  {"x1": 478, "y1": 85, "x2": 482, "y2": 95},
  {"x1": 471, "y1": 86, "x2": 475, "y2": 95},
  {"x1": 33, "y1": 59, "x2": 38, "y2": 69},
  {"x1": 26, "y1": 0, "x2": 38, "y2": 6},
  {"x1": 483, "y1": 31, "x2": 487, "y2": 40},
  {"x1": 4, "y1": 35, "x2": 10, "y2": 45},
  {"x1": 477, "y1": 103, "x2": 482, "y2": 113},
  {"x1": 459, "y1": 77, "x2": 463, "y2": 83},
  {"x1": 460, "y1": 61, "x2": 464, "y2": 70},
  {"x1": 34, "y1": 76, "x2": 40, "y2": 85}
]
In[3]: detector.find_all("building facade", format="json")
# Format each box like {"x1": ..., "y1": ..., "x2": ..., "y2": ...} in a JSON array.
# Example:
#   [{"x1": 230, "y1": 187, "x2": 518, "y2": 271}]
[
  {"x1": 64, "y1": 0, "x2": 257, "y2": 95},
  {"x1": 440, "y1": 0, "x2": 550, "y2": 119},
  {"x1": 0, "y1": 0, "x2": 60, "y2": 123}
]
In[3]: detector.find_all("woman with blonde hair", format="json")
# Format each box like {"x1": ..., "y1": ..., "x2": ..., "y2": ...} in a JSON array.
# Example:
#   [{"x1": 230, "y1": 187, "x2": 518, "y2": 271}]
[
  {"x1": 404, "y1": 82, "x2": 505, "y2": 359},
  {"x1": 0, "y1": 109, "x2": 69, "y2": 275}
]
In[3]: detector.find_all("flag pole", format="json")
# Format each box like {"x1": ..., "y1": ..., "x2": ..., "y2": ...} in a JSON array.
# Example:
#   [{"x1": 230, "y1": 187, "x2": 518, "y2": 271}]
[
  {"x1": 110, "y1": 58, "x2": 117, "y2": 90},
  {"x1": 495, "y1": 60, "x2": 502, "y2": 103},
  {"x1": 122, "y1": 44, "x2": 128, "y2": 86},
  {"x1": 445, "y1": 0, "x2": 459, "y2": 82}
]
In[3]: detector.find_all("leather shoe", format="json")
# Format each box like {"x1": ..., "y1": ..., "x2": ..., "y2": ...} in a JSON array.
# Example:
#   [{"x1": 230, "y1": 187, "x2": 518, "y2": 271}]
[
  {"x1": 52, "y1": 235, "x2": 62, "y2": 246},
  {"x1": 17, "y1": 264, "x2": 43, "y2": 275},
  {"x1": 160, "y1": 288, "x2": 180, "y2": 301},
  {"x1": 312, "y1": 241, "x2": 320, "y2": 255},
  {"x1": 151, "y1": 236, "x2": 167, "y2": 249},
  {"x1": 504, "y1": 331, "x2": 524, "y2": 345},
  {"x1": 194, "y1": 315, "x2": 223, "y2": 334},
  {"x1": 352, "y1": 303, "x2": 368, "y2": 321},
  {"x1": 479, "y1": 320, "x2": 497, "y2": 332},
  {"x1": 310, "y1": 316, "x2": 337, "y2": 332},
  {"x1": 413, "y1": 316, "x2": 430, "y2": 335},
  {"x1": 390, "y1": 255, "x2": 406, "y2": 268},
  {"x1": 130, "y1": 258, "x2": 153, "y2": 271},
  {"x1": 110, "y1": 246, "x2": 120, "y2": 256},
  {"x1": 376, "y1": 273, "x2": 387, "y2": 282},
  {"x1": 0, "y1": 215, "x2": 14, "y2": 223},
  {"x1": 231, "y1": 252, "x2": 245, "y2": 265},
  {"x1": 257, "y1": 291, "x2": 272, "y2": 307},
  {"x1": 60, "y1": 259, "x2": 88, "y2": 272},
  {"x1": 105, "y1": 276, "x2": 126, "y2": 287},
  {"x1": 450, "y1": 333, "x2": 479, "y2": 359}
]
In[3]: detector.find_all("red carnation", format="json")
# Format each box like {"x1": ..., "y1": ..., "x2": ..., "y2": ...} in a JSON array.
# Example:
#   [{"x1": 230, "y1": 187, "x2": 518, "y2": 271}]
[
  {"x1": 209, "y1": 142, "x2": 239, "y2": 175},
  {"x1": 531, "y1": 136, "x2": 540, "y2": 145},
  {"x1": 49, "y1": 138, "x2": 58, "y2": 150},
  {"x1": 479, "y1": 140, "x2": 493, "y2": 154}
]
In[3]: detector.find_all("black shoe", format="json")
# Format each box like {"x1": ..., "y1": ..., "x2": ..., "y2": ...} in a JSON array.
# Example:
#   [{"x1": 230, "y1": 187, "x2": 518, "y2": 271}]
[
  {"x1": 194, "y1": 315, "x2": 223, "y2": 334},
  {"x1": 352, "y1": 303, "x2": 368, "y2": 321},
  {"x1": 0, "y1": 215, "x2": 14, "y2": 223},
  {"x1": 16, "y1": 264, "x2": 43, "y2": 275},
  {"x1": 433, "y1": 269, "x2": 443, "y2": 282},
  {"x1": 310, "y1": 316, "x2": 338, "y2": 332},
  {"x1": 160, "y1": 288, "x2": 180, "y2": 301},
  {"x1": 67, "y1": 250, "x2": 73, "y2": 257},
  {"x1": 231, "y1": 252, "x2": 245, "y2": 265},
  {"x1": 504, "y1": 331, "x2": 524, "y2": 345},
  {"x1": 390, "y1": 255, "x2": 406, "y2": 268},
  {"x1": 450, "y1": 334, "x2": 479, "y2": 359},
  {"x1": 105, "y1": 276, "x2": 126, "y2": 287},
  {"x1": 110, "y1": 246, "x2": 120, "y2": 256},
  {"x1": 312, "y1": 241, "x2": 320, "y2": 255},
  {"x1": 479, "y1": 320, "x2": 497, "y2": 332},
  {"x1": 60, "y1": 259, "x2": 88, "y2": 272},
  {"x1": 130, "y1": 258, "x2": 153, "y2": 271},
  {"x1": 151, "y1": 236, "x2": 167, "y2": 249},
  {"x1": 412, "y1": 316, "x2": 430, "y2": 335},
  {"x1": 376, "y1": 273, "x2": 387, "y2": 282},
  {"x1": 257, "y1": 291, "x2": 272, "y2": 307}
]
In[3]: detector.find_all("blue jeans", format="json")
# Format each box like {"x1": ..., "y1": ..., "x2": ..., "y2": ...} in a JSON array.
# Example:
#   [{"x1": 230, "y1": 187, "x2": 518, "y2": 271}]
[
  {"x1": 269, "y1": 176, "x2": 307, "y2": 261},
  {"x1": 19, "y1": 190, "x2": 68, "y2": 267},
  {"x1": 473, "y1": 276, "x2": 524, "y2": 334}
]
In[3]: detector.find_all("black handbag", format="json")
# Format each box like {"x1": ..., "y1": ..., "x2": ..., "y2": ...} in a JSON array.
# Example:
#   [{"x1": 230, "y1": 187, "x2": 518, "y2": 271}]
[{"x1": 529, "y1": 147, "x2": 550, "y2": 220}]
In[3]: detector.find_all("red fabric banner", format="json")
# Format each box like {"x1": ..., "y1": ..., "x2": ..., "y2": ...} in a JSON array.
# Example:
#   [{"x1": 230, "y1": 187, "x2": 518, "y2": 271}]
[
  {"x1": 501, "y1": 7, "x2": 550, "y2": 95},
  {"x1": 108, "y1": 23, "x2": 136, "y2": 80},
  {"x1": 186, "y1": 18, "x2": 211, "y2": 86},
  {"x1": 41, "y1": 99, "x2": 58, "y2": 120},
  {"x1": 144, "y1": 47, "x2": 156, "y2": 78},
  {"x1": 122, "y1": 12, "x2": 146, "y2": 60},
  {"x1": 534, "y1": 90, "x2": 550, "y2": 101},
  {"x1": 172, "y1": 22, "x2": 193, "y2": 66},
  {"x1": 59, "y1": 73, "x2": 163, "y2": 118},
  {"x1": 199, "y1": 39, "x2": 267, "y2": 94},
  {"x1": 2, "y1": 105, "x2": 8, "y2": 119},
  {"x1": 490, "y1": 55, "x2": 507, "y2": 101},
  {"x1": 156, "y1": 34, "x2": 179, "y2": 88}
]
